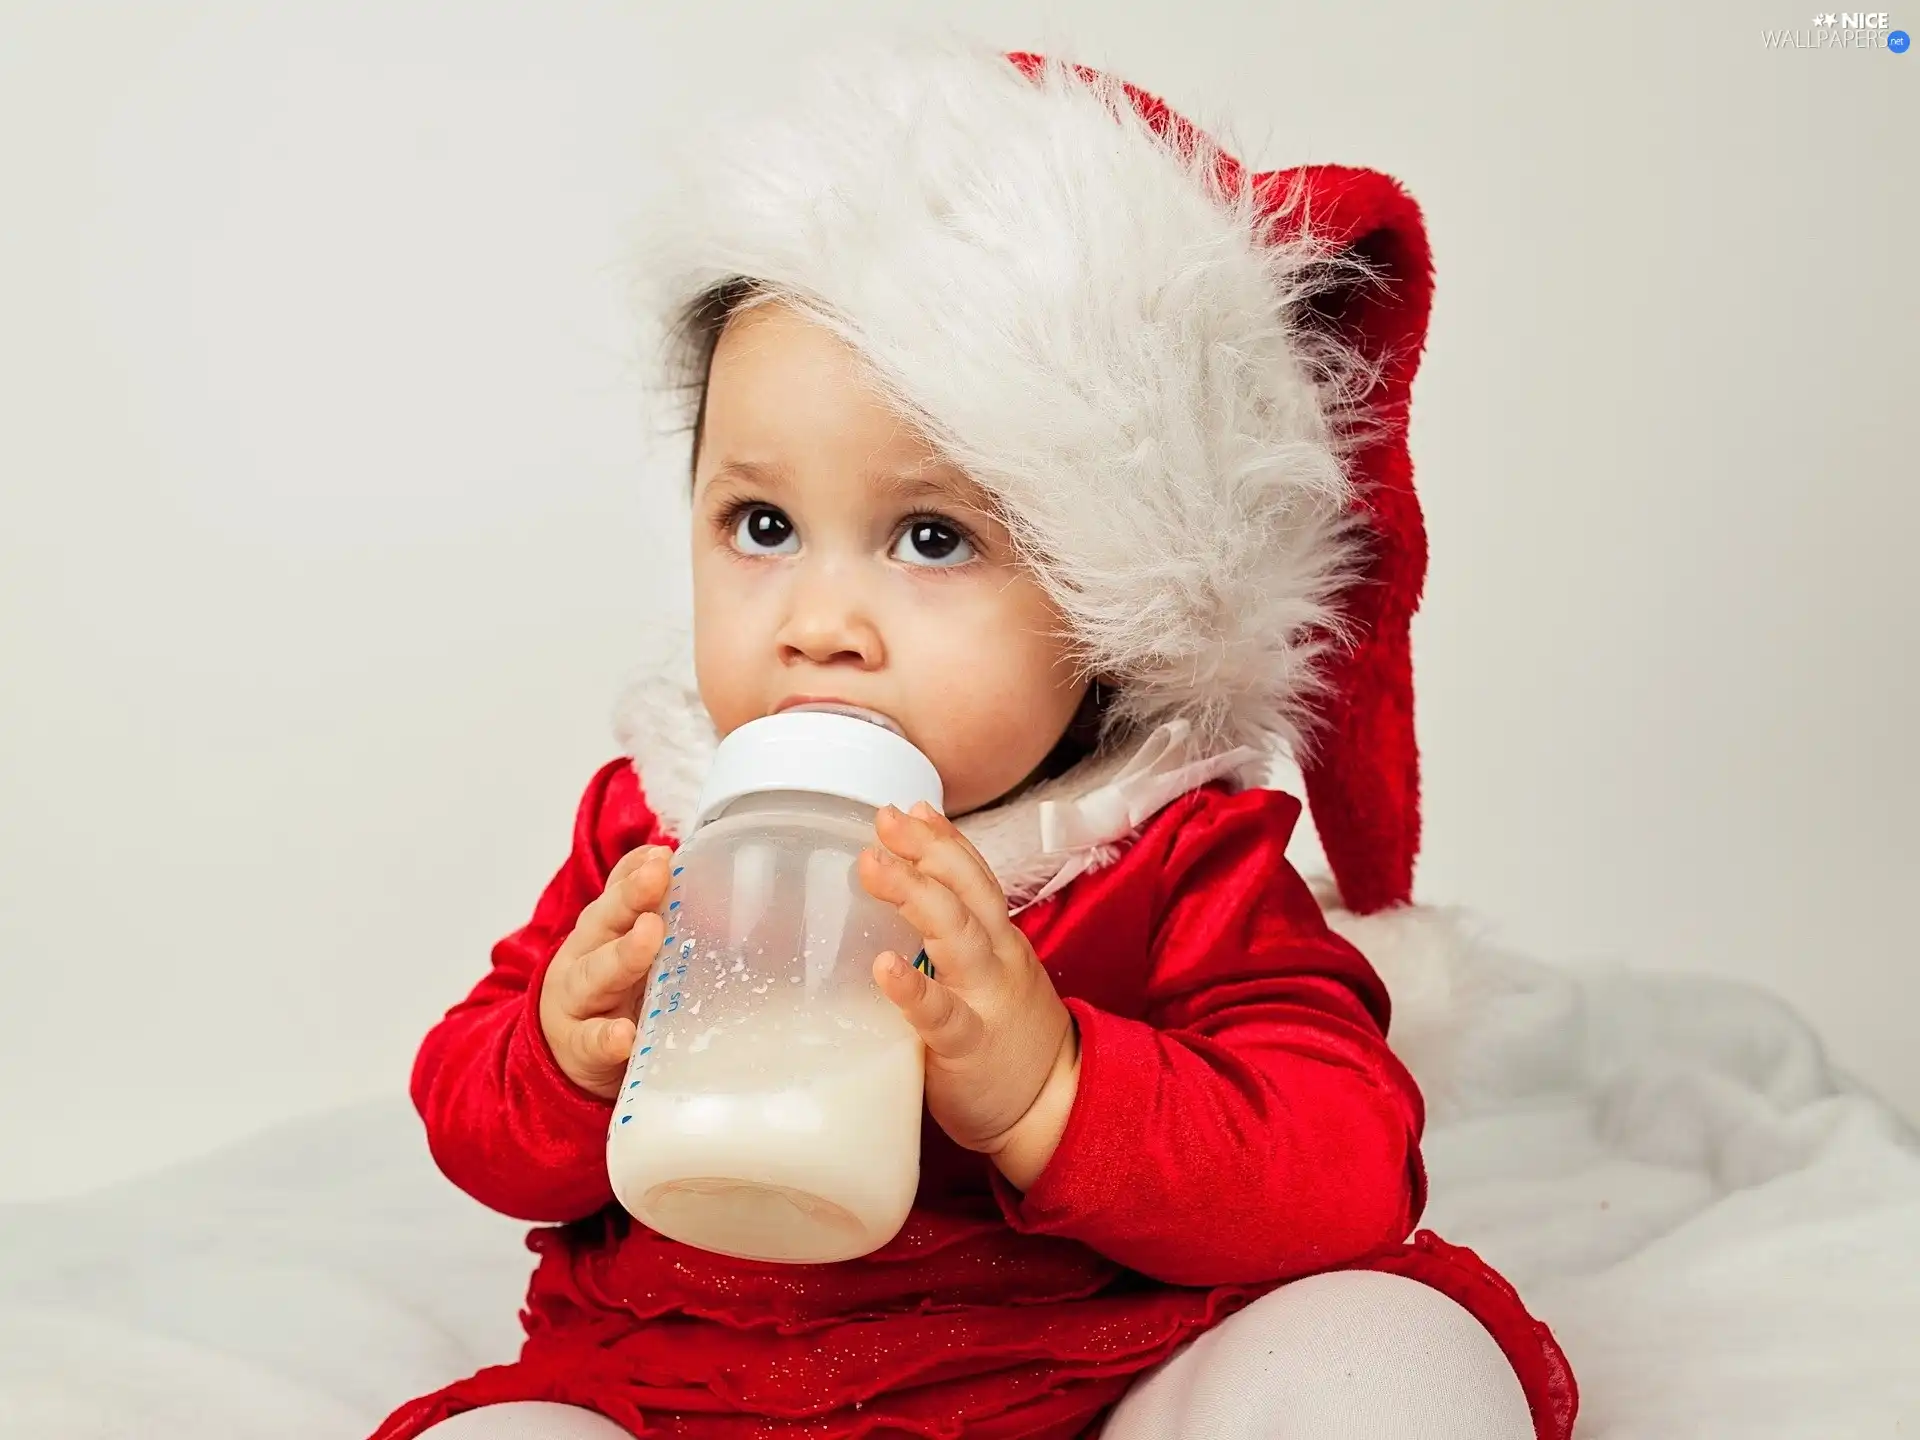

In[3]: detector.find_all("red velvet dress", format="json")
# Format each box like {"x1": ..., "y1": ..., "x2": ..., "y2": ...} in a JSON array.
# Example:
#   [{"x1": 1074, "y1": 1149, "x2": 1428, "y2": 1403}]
[{"x1": 370, "y1": 760, "x2": 1577, "y2": 1439}]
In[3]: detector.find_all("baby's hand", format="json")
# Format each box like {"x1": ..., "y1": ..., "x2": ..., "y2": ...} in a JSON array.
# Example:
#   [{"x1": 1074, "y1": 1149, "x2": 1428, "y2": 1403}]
[
  {"x1": 538, "y1": 845, "x2": 672, "y2": 1099},
  {"x1": 857, "y1": 803, "x2": 1080, "y2": 1190}
]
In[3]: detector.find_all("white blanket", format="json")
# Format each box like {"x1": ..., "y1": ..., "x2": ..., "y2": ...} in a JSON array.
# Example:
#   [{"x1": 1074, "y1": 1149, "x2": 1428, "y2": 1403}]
[{"x1": 3, "y1": 909, "x2": 1917, "y2": 1439}]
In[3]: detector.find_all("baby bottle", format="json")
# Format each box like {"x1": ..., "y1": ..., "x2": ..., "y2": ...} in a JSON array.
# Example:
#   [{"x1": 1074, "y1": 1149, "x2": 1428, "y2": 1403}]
[{"x1": 605, "y1": 704, "x2": 939, "y2": 1264}]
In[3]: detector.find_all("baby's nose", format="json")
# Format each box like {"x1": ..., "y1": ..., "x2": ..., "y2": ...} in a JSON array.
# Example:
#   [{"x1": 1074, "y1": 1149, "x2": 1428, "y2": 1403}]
[
  {"x1": 781, "y1": 626, "x2": 876, "y2": 666},
  {"x1": 777, "y1": 586, "x2": 884, "y2": 668}
]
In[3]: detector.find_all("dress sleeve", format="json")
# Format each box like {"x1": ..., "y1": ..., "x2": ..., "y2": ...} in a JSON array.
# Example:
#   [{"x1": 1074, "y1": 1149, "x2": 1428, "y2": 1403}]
[
  {"x1": 992, "y1": 786, "x2": 1428, "y2": 1287},
  {"x1": 410, "y1": 758, "x2": 665, "y2": 1223}
]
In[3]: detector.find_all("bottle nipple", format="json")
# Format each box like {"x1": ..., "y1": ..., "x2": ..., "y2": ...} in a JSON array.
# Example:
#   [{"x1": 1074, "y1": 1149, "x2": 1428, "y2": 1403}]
[{"x1": 780, "y1": 702, "x2": 906, "y2": 738}]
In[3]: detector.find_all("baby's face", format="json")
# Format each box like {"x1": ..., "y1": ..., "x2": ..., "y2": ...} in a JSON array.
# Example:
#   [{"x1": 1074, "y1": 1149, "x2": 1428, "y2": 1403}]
[{"x1": 690, "y1": 300, "x2": 1087, "y2": 817}]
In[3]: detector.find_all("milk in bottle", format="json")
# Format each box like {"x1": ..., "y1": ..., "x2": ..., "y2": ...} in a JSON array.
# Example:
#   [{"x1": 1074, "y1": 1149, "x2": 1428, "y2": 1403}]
[{"x1": 605, "y1": 706, "x2": 938, "y2": 1264}]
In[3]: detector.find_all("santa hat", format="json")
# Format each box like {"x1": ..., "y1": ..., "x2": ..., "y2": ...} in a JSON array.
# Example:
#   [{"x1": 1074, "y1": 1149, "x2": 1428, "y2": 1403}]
[{"x1": 629, "y1": 37, "x2": 1433, "y2": 915}]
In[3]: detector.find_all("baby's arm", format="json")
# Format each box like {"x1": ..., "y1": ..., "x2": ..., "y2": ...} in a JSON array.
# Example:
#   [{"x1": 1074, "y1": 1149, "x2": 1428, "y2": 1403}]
[
  {"x1": 411, "y1": 759, "x2": 663, "y2": 1223},
  {"x1": 993, "y1": 787, "x2": 1426, "y2": 1287}
]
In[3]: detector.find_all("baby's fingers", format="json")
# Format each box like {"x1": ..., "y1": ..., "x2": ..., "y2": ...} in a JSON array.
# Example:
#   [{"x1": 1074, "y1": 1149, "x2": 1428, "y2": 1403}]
[
  {"x1": 874, "y1": 951, "x2": 984, "y2": 1060},
  {"x1": 857, "y1": 846, "x2": 990, "y2": 973},
  {"x1": 564, "y1": 847, "x2": 672, "y2": 961},
  {"x1": 574, "y1": 1015, "x2": 636, "y2": 1073},
  {"x1": 876, "y1": 804, "x2": 1010, "y2": 926},
  {"x1": 562, "y1": 910, "x2": 664, "y2": 1019}
]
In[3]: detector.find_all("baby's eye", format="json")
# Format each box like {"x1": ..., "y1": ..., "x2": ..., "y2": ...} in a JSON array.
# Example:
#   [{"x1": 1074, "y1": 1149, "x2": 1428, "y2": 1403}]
[
  {"x1": 891, "y1": 519, "x2": 974, "y2": 568},
  {"x1": 732, "y1": 504, "x2": 798, "y2": 555}
]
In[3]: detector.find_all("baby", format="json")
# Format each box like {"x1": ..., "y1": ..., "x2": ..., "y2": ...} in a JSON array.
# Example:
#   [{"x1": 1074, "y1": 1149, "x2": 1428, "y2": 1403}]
[{"x1": 372, "y1": 39, "x2": 1575, "y2": 1440}]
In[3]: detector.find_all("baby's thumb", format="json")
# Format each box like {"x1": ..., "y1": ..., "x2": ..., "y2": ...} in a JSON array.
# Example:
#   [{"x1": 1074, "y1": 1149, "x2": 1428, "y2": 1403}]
[
  {"x1": 875, "y1": 951, "x2": 978, "y2": 1059},
  {"x1": 576, "y1": 1016, "x2": 635, "y2": 1085}
]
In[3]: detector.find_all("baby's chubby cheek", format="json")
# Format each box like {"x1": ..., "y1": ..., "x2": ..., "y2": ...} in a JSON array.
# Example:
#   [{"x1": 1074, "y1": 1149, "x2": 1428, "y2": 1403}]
[{"x1": 907, "y1": 672, "x2": 1066, "y2": 816}]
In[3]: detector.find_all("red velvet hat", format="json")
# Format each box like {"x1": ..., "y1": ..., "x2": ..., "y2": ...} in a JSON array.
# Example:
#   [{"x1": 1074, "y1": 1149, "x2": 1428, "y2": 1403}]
[
  {"x1": 1005, "y1": 52, "x2": 1434, "y2": 914},
  {"x1": 637, "y1": 40, "x2": 1434, "y2": 913}
]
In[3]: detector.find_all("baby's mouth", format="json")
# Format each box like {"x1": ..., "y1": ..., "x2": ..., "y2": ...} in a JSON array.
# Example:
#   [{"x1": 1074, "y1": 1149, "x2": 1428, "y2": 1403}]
[{"x1": 777, "y1": 701, "x2": 907, "y2": 739}]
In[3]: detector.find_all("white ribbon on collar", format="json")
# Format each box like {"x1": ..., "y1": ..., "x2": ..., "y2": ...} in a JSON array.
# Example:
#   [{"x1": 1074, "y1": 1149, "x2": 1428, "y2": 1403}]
[{"x1": 1009, "y1": 718, "x2": 1266, "y2": 916}]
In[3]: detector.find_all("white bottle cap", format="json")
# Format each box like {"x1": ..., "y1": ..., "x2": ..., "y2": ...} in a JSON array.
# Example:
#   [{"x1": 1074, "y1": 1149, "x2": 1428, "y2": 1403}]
[{"x1": 691, "y1": 711, "x2": 945, "y2": 830}]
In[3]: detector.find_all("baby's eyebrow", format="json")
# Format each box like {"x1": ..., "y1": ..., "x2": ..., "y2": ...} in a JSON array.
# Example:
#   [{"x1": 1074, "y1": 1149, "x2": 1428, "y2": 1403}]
[
  {"x1": 702, "y1": 456, "x2": 993, "y2": 519},
  {"x1": 870, "y1": 467, "x2": 984, "y2": 510},
  {"x1": 705, "y1": 459, "x2": 950, "y2": 498},
  {"x1": 874, "y1": 471, "x2": 956, "y2": 501},
  {"x1": 705, "y1": 458, "x2": 791, "y2": 493}
]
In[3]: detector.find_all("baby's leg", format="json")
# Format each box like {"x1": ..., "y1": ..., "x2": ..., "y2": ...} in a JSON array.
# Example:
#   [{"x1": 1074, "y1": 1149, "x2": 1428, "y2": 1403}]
[
  {"x1": 416, "y1": 1402, "x2": 633, "y2": 1438},
  {"x1": 1102, "y1": 1270, "x2": 1533, "y2": 1440}
]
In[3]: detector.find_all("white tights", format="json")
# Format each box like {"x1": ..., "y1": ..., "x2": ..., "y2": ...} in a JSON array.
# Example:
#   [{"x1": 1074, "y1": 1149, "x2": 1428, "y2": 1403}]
[{"x1": 416, "y1": 1271, "x2": 1532, "y2": 1439}]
